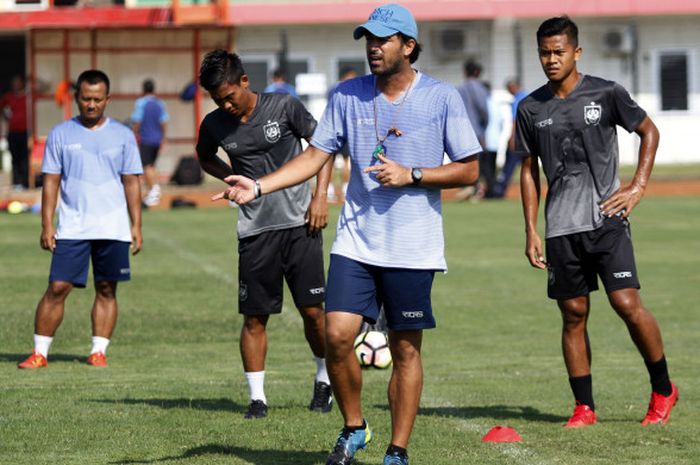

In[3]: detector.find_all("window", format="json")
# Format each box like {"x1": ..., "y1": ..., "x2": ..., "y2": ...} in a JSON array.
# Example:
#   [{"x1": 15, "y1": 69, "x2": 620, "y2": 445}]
[
  {"x1": 659, "y1": 52, "x2": 688, "y2": 111},
  {"x1": 286, "y1": 59, "x2": 309, "y2": 89},
  {"x1": 336, "y1": 59, "x2": 366, "y2": 81},
  {"x1": 241, "y1": 59, "x2": 270, "y2": 94}
]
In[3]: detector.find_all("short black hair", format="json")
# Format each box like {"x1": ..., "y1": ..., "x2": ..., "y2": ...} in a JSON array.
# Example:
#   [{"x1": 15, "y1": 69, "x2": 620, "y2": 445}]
[
  {"x1": 464, "y1": 60, "x2": 482, "y2": 77},
  {"x1": 271, "y1": 68, "x2": 286, "y2": 80},
  {"x1": 537, "y1": 15, "x2": 579, "y2": 47},
  {"x1": 399, "y1": 34, "x2": 422, "y2": 64},
  {"x1": 199, "y1": 49, "x2": 246, "y2": 92},
  {"x1": 76, "y1": 69, "x2": 110, "y2": 95},
  {"x1": 143, "y1": 79, "x2": 155, "y2": 94}
]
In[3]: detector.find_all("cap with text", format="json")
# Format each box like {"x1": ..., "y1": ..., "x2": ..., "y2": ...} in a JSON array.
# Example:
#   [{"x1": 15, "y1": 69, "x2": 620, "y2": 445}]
[{"x1": 353, "y1": 3, "x2": 418, "y2": 41}]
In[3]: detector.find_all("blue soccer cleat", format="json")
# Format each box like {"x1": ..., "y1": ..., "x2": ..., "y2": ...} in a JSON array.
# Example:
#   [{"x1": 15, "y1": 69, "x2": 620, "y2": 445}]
[
  {"x1": 384, "y1": 451, "x2": 409, "y2": 465},
  {"x1": 325, "y1": 421, "x2": 372, "y2": 465}
]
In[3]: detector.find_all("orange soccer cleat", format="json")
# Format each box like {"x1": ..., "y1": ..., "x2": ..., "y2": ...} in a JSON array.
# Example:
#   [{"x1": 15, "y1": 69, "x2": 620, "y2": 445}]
[
  {"x1": 18, "y1": 351, "x2": 48, "y2": 369},
  {"x1": 564, "y1": 402, "x2": 597, "y2": 428},
  {"x1": 86, "y1": 352, "x2": 108, "y2": 367},
  {"x1": 641, "y1": 383, "x2": 679, "y2": 425}
]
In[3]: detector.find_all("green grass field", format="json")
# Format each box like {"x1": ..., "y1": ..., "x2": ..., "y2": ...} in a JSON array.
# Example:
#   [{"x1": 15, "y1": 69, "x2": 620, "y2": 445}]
[{"x1": 1, "y1": 197, "x2": 698, "y2": 465}]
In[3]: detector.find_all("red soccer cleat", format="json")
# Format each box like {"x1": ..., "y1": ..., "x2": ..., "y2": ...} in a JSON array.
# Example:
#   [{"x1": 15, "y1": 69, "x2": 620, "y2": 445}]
[
  {"x1": 18, "y1": 351, "x2": 48, "y2": 369},
  {"x1": 641, "y1": 383, "x2": 679, "y2": 425},
  {"x1": 86, "y1": 352, "x2": 108, "y2": 367},
  {"x1": 564, "y1": 402, "x2": 597, "y2": 428}
]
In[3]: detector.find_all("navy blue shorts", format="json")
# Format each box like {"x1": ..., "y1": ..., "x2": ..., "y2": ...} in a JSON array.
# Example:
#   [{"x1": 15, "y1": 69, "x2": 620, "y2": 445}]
[
  {"x1": 325, "y1": 254, "x2": 436, "y2": 331},
  {"x1": 49, "y1": 240, "x2": 132, "y2": 288}
]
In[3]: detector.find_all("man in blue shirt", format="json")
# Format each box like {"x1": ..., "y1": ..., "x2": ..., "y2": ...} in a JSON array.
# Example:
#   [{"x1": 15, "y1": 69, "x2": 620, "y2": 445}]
[
  {"x1": 18, "y1": 69, "x2": 142, "y2": 370},
  {"x1": 212, "y1": 4, "x2": 480, "y2": 465},
  {"x1": 263, "y1": 68, "x2": 298, "y2": 98},
  {"x1": 131, "y1": 79, "x2": 169, "y2": 206}
]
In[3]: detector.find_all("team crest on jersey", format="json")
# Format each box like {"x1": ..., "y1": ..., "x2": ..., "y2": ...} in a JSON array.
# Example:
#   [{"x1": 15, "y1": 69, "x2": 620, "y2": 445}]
[
  {"x1": 584, "y1": 102, "x2": 602, "y2": 125},
  {"x1": 263, "y1": 120, "x2": 281, "y2": 143}
]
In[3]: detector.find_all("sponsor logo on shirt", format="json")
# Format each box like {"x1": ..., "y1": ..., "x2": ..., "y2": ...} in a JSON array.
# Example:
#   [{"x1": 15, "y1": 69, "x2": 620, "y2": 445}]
[
  {"x1": 613, "y1": 271, "x2": 633, "y2": 279},
  {"x1": 401, "y1": 310, "x2": 424, "y2": 319},
  {"x1": 355, "y1": 118, "x2": 375, "y2": 126},
  {"x1": 263, "y1": 120, "x2": 281, "y2": 143},
  {"x1": 584, "y1": 102, "x2": 602, "y2": 125},
  {"x1": 309, "y1": 287, "x2": 325, "y2": 295},
  {"x1": 535, "y1": 118, "x2": 553, "y2": 129},
  {"x1": 224, "y1": 141, "x2": 238, "y2": 151},
  {"x1": 65, "y1": 143, "x2": 82, "y2": 151}
]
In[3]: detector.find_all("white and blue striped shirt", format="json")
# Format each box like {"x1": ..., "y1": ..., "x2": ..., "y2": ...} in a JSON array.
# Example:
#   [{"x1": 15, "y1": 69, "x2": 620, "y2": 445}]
[
  {"x1": 42, "y1": 117, "x2": 143, "y2": 242},
  {"x1": 312, "y1": 72, "x2": 481, "y2": 270}
]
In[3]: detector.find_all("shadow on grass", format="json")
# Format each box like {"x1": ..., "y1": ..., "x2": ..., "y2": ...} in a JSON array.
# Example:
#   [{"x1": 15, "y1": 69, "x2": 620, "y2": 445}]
[
  {"x1": 406, "y1": 404, "x2": 565, "y2": 423},
  {"x1": 111, "y1": 444, "x2": 329, "y2": 465},
  {"x1": 0, "y1": 352, "x2": 85, "y2": 364},
  {"x1": 92, "y1": 397, "x2": 247, "y2": 414}
]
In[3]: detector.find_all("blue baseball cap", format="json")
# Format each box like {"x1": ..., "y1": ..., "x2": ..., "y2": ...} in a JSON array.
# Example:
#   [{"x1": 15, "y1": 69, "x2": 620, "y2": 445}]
[{"x1": 353, "y1": 3, "x2": 418, "y2": 41}]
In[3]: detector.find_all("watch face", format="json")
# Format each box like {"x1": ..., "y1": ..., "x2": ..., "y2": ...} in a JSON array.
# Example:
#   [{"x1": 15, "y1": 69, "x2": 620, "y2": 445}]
[{"x1": 412, "y1": 168, "x2": 423, "y2": 184}]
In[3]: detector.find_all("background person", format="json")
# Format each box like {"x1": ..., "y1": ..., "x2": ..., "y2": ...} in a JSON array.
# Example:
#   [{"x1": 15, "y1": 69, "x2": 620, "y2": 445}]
[
  {"x1": 263, "y1": 68, "x2": 298, "y2": 98},
  {"x1": 131, "y1": 78, "x2": 169, "y2": 207},
  {"x1": 18, "y1": 69, "x2": 142, "y2": 370},
  {"x1": 0, "y1": 75, "x2": 29, "y2": 190},
  {"x1": 197, "y1": 50, "x2": 334, "y2": 420},
  {"x1": 493, "y1": 78, "x2": 527, "y2": 198},
  {"x1": 518, "y1": 16, "x2": 677, "y2": 428},
  {"x1": 211, "y1": 4, "x2": 481, "y2": 464},
  {"x1": 327, "y1": 66, "x2": 359, "y2": 203}
]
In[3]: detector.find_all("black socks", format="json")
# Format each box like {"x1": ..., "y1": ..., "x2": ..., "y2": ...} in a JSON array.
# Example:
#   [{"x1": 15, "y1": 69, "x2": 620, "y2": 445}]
[
  {"x1": 645, "y1": 355, "x2": 673, "y2": 396},
  {"x1": 569, "y1": 374, "x2": 595, "y2": 411}
]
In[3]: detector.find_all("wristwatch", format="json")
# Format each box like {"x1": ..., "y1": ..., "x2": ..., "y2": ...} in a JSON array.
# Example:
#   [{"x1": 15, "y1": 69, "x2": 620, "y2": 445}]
[{"x1": 411, "y1": 167, "x2": 423, "y2": 185}]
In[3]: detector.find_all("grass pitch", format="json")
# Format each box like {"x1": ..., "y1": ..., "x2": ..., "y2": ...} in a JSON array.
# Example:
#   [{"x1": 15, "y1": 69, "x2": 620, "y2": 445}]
[{"x1": 1, "y1": 197, "x2": 698, "y2": 464}]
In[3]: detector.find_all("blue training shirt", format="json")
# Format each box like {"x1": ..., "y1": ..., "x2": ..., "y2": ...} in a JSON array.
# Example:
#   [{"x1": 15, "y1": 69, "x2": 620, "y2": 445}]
[
  {"x1": 42, "y1": 117, "x2": 143, "y2": 242},
  {"x1": 131, "y1": 95, "x2": 169, "y2": 146},
  {"x1": 311, "y1": 72, "x2": 481, "y2": 270}
]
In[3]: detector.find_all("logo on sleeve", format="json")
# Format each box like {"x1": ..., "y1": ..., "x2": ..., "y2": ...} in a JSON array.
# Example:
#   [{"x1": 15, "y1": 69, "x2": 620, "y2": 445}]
[
  {"x1": 613, "y1": 271, "x2": 633, "y2": 279},
  {"x1": 263, "y1": 120, "x2": 281, "y2": 143},
  {"x1": 584, "y1": 102, "x2": 602, "y2": 125}
]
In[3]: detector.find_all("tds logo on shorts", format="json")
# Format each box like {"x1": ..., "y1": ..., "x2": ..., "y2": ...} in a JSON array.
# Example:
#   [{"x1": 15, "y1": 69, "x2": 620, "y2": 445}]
[
  {"x1": 263, "y1": 120, "x2": 281, "y2": 143},
  {"x1": 401, "y1": 311, "x2": 424, "y2": 319},
  {"x1": 308, "y1": 287, "x2": 325, "y2": 295}
]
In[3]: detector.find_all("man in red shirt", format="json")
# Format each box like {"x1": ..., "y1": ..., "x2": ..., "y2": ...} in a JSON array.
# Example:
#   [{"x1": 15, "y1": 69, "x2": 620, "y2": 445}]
[{"x1": 1, "y1": 75, "x2": 29, "y2": 190}]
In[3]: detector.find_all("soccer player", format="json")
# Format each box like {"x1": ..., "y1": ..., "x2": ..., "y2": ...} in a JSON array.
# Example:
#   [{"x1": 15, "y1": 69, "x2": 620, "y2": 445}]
[
  {"x1": 18, "y1": 69, "x2": 143, "y2": 369},
  {"x1": 131, "y1": 78, "x2": 169, "y2": 207},
  {"x1": 517, "y1": 16, "x2": 678, "y2": 427},
  {"x1": 196, "y1": 50, "x2": 334, "y2": 419},
  {"x1": 211, "y1": 4, "x2": 481, "y2": 464}
]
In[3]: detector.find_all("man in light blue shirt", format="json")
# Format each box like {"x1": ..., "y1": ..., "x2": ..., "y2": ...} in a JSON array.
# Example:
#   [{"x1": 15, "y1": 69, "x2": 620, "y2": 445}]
[
  {"x1": 18, "y1": 70, "x2": 142, "y2": 371},
  {"x1": 131, "y1": 78, "x2": 169, "y2": 206},
  {"x1": 212, "y1": 4, "x2": 480, "y2": 465}
]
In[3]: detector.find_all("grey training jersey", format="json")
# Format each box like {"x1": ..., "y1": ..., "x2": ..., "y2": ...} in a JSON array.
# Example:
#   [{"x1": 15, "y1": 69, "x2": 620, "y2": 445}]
[
  {"x1": 515, "y1": 75, "x2": 646, "y2": 238},
  {"x1": 197, "y1": 93, "x2": 316, "y2": 238}
]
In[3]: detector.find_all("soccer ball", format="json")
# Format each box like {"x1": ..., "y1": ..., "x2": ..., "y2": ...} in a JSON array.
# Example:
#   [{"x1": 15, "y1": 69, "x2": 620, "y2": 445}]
[{"x1": 354, "y1": 331, "x2": 392, "y2": 369}]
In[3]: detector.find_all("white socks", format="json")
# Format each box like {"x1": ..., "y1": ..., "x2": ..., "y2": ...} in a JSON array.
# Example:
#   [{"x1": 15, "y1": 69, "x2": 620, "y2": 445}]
[
  {"x1": 315, "y1": 357, "x2": 330, "y2": 385},
  {"x1": 32, "y1": 335, "x2": 110, "y2": 357},
  {"x1": 91, "y1": 336, "x2": 110, "y2": 355},
  {"x1": 245, "y1": 371, "x2": 267, "y2": 404},
  {"x1": 33, "y1": 334, "x2": 53, "y2": 358}
]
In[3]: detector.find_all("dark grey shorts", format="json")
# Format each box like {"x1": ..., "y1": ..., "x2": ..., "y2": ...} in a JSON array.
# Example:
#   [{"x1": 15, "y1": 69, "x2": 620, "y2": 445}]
[
  {"x1": 237, "y1": 226, "x2": 325, "y2": 315},
  {"x1": 545, "y1": 215, "x2": 640, "y2": 300}
]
